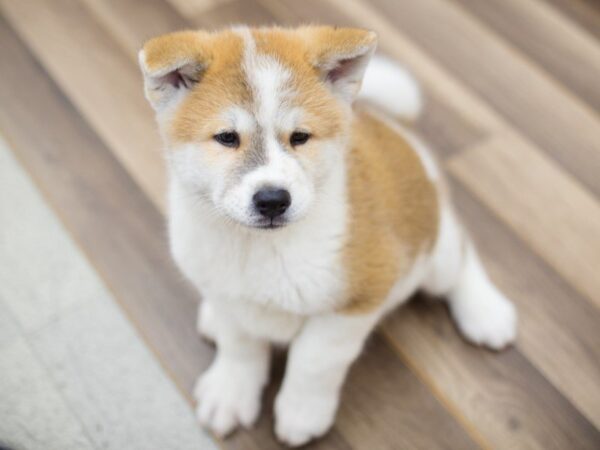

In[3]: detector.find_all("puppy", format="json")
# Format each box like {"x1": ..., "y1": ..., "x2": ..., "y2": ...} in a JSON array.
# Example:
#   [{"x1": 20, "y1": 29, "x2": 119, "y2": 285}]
[{"x1": 139, "y1": 26, "x2": 517, "y2": 446}]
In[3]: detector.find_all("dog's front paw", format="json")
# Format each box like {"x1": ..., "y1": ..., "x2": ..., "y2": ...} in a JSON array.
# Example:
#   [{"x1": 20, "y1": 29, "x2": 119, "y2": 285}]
[
  {"x1": 194, "y1": 360, "x2": 265, "y2": 436},
  {"x1": 274, "y1": 389, "x2": 338, "y2": 447},
  {"x1": 451, "y1": 288, "x2": 517, "y2": 350}
]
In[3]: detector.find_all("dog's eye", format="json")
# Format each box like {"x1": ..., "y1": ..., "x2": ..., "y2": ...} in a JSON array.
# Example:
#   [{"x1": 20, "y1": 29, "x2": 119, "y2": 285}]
[
  {"x1": 214, "y1": 131, "x2": 240, "y2": 148},
  {"x1": 290, "y1": 131, "x2": 311, "y2": 147}
]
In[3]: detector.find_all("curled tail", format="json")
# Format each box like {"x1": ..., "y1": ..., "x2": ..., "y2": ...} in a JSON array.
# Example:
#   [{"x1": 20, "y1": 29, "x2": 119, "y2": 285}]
[{"x1": 359, "y1": 55, "x2": 423, "y2": 122}]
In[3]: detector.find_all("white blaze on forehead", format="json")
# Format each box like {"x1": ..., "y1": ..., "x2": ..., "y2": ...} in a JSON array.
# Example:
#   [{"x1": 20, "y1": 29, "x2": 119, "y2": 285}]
[
  {"x1": 234, "y1": 27, "x2": 293, "y2": 129},
  {"x1": 231, "y1": 26, "x2": 308, "y2": 207}
]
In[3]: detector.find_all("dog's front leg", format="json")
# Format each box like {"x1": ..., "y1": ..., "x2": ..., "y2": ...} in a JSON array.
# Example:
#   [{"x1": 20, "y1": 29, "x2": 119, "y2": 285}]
[
  {"x1": 194, "y1": 301, "x2": 271, "y2": 437},
  {"x1": 274, "y1": 310, "x2": 380, "y2": 446}
]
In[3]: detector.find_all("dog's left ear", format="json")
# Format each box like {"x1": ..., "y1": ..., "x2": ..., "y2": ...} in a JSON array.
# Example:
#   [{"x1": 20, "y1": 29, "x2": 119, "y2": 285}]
[
  {"x1": 306, "y1": 27, "x2": 378, "y2": 103},
  {"x1": 138, "y1": 30, "x2": 211, "y2": 111}
]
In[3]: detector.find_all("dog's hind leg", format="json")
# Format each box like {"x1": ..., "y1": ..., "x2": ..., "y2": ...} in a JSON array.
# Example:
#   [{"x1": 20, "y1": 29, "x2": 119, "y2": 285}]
[{"x1": 423, "y1": 204, "x2": 517, "y2": 350}]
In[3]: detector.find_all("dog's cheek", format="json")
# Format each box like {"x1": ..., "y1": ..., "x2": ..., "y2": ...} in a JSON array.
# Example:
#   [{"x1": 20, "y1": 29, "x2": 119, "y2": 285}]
[
  {"x1": 211, "y1": 168, "x2": 238, "y2": 209},
  {"x1": 193, "y1": 147, "x2": 236, "y2": 203}
]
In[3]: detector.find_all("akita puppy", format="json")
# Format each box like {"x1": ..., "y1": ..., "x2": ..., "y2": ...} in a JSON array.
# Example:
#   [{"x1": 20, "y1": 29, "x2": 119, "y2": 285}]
[{"x1": 139, "y1": 26, "x2": 517, "y2": 446}]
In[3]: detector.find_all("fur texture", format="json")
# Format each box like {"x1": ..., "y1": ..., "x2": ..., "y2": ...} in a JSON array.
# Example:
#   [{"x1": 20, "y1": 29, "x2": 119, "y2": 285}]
[{"x1": 139, "y1": 26, "x2": 517, "y2": 446}]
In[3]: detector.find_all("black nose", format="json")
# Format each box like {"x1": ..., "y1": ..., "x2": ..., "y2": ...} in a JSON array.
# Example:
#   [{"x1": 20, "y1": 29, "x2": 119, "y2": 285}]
[{"x1": 253, "y1": 188, "x2": 291, "y2": 219}]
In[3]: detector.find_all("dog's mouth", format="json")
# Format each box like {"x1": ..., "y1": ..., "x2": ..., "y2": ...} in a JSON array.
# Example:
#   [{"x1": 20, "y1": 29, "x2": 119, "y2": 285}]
[
  {"x1": 222, "y1": 209, "x2": 292, "y2": 230},
  {"x1": 252, "y1": 217, "x2": 288, "y2": 230}
]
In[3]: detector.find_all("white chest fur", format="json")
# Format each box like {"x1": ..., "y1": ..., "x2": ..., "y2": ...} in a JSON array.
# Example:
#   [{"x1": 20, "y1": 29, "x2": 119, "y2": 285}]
[{"x1": 167, "y1": 168, "x2": 349, "y2": 341}]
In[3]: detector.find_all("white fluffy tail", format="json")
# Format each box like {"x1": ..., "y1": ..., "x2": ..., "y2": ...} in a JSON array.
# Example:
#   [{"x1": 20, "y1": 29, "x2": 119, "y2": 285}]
[{"x1": 359, "y1": 55, "x2": 423, "y2": 121}]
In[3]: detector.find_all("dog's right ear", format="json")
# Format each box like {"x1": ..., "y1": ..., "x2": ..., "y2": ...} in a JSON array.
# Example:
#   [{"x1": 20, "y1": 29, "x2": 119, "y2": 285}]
[{"x1": 138, "y1": 31, "x2": 211, "y2": 111}]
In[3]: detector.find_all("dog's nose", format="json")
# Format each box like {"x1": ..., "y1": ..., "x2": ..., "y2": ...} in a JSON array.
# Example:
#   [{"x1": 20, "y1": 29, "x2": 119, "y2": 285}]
[{"x1": 253, "y1": 188, "x2": 291, "y2": 218}]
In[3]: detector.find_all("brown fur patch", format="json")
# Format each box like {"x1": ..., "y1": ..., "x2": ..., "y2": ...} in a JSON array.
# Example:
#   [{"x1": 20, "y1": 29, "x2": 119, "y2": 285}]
[
  {"x1": 143, "y1": 30, "x2": 211, "y2": 73},
  {"x1": 168, "y1": 31, "x2": 250, "y2": 143},
  {"x1": 341, "y1": 108, "x2": 439, "y2": 314}
]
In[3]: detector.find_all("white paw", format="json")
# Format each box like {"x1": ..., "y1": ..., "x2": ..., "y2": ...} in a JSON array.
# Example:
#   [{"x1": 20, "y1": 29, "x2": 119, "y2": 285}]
[
  {"x1": 274, "y1": 389, "x2": 338, "y2": 447},
  {"x1": 196, "y1": 301, "x2": 217, "y2": 342},
  {"x1": 451, "y1": 288, "x2": 517, "y2": 350},
  {"x1": 194, "y1": 360, "x2": 265, "y2": 436}
]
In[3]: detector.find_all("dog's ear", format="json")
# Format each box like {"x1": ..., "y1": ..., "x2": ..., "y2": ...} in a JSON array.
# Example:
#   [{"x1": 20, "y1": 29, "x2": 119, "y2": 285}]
[
  {"x1": 138, "y1": 30, "x2": 211, "y2": 111},
  {"x1": 305, "y1": 27, "x2": 378, "y2": 103}
]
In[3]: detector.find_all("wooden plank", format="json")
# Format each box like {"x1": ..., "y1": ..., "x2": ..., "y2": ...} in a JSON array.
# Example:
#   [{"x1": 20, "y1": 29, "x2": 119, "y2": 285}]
[
  {"x1": 451, "y1": 0, "x2": 600, "y2": 111},
  {"x1": 82, "y1": 0, "x2": 188, "y2": 61},
  {"x1": 168, "y1": 0, "x2": 234, "y2": 19},
  {"x1": 357, "y1": 0, "x2": 600, "y2": 197},
  {"x1": 337, "y1": 335, "x2": 480, "y2": 449},
  {"x1": 450, "y1": 179, "x2": 600, "y2": 429},
  {"x1": 415, "y1": 97, "x2": 485, "y2": 158},
  {"x1": 382, "y1": 299, "x2": 600, "y2": 449},
  {"x1": 0, "y1": 5, "x2": 480, "y2": 450},
  {"x1": 0, "y1": 0, "x2": 166, "y2": 211},
  {"x1": 542, "y1": 0, "x2": 600, "y2": 41},
  {"x1": 448, "y1": 134, "x2": 600, "y2": 311},
  {"x1": 194, "y1": 0, "x2": 276, "y2": 28}
]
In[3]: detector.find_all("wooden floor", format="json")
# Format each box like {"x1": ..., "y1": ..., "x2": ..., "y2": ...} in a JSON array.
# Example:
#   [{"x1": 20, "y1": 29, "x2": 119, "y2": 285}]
[{"x1": 1, "y1": 0, "x2": 599, "y2": 448}]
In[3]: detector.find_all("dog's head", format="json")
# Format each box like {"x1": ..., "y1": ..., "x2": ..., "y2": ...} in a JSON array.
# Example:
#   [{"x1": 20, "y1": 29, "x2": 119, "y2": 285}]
[{"x1": 140, "y1": 26, "x2": 376, "y2": 229}]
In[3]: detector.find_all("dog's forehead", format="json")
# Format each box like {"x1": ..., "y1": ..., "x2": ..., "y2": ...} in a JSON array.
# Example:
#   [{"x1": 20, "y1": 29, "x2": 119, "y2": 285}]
[
  {"x1": 169, "y1": 27, "x2": 343, "y2": 143},
  {"x1": 233, "y1": 27, "x2": 305, "y2": 128}
]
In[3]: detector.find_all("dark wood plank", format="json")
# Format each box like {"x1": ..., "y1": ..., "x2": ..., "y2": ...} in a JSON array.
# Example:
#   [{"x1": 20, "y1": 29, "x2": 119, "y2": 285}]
[
  {"x1": 449, "y1": 174, "x2": 600, "y2": 427},
  {"x1": 542, "y1": 0, "x2": 600, "y2": 41},
  {"x1": 360, "y1": 0, "x2": 600, "y2": 197},
  {"x1": 0, "y1": 5, "x2": 479, "y2": 450},
  {"x1": 384, "y1": 298, "x2": 600, "y2": 450},
  {"x1": 339, "y1": 335, "x2": 480, "y2": 450},
  {"x1": 0, "y1": 0, "x2": 166, "y2": 210},
  {"x1": 451, "y1": 0, "x2": 600, "y2": 111}
]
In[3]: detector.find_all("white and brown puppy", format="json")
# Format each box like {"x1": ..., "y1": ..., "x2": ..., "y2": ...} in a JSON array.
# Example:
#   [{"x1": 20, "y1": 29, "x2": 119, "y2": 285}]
[{"x1": 139, "y1": 26, "x2": 517, "y2": 446}]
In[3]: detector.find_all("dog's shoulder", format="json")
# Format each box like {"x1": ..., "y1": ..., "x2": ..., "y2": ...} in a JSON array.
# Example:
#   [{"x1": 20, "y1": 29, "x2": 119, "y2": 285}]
[{"x1": 341, "y1": 108, "x2": 440, "y2": 313}]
